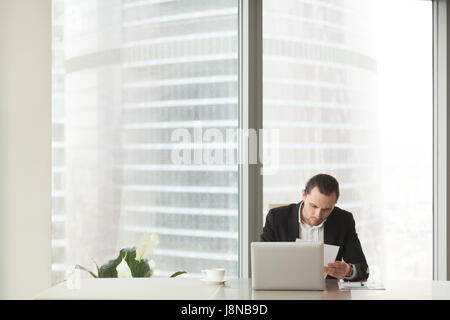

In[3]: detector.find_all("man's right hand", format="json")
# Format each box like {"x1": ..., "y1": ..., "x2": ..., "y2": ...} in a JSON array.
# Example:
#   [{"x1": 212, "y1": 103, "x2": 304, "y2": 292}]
[{"x1": 324, "y1": 261, "x2": 352, "y2": 279}]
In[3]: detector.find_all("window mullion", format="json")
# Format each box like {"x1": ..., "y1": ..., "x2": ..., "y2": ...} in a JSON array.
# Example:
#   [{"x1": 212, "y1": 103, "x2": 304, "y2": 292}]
[
  {"x1": 433, "y1": 0, "x2": 450, "y2": 281},
  {"x1": 238, "y1": 0, "x2": 263, "y2": 278}
]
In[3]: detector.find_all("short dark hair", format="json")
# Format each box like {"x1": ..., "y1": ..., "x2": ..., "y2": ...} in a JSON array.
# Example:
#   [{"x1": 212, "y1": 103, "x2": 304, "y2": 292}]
[{"x1": 305, "y1": 173, "x2": 340, "y2": 201}]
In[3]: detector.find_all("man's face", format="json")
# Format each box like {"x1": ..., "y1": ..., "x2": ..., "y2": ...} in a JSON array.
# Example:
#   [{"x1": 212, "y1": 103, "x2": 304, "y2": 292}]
[{"x1": 301, "y1": 186, "x2": 337, "y2": 226}]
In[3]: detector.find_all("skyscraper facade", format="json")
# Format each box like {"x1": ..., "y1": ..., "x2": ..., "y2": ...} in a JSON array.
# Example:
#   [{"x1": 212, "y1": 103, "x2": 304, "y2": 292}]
[
  {"x1": 52, "y1": 0, "x2": 431, "y2": 284},
  {"x1": 52, "y1": 0, "x2": 239, "y2": 284},
  {"x1": 262, "y1": 0, "x2": 383, "y2": 278}
]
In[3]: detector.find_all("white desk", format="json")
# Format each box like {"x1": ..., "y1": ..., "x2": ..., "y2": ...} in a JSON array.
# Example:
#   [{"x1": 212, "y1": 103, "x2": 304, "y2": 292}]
[{"x1": 33, "y1": 278, "x2": 450, "y2": 300}]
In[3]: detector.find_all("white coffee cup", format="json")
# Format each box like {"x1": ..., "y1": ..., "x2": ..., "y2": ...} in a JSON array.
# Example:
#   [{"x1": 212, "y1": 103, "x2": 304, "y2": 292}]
[{"x1": 201, "y1": 268, "x2": 226, "y2": 282}]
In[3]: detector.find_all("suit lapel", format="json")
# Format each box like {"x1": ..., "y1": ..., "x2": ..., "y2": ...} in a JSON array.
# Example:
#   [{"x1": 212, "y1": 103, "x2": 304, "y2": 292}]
[
  {"x1": 288, "y1": 202, "x2": 301, "y2": 241},
  {"x1": 324, "y1": 208, "x2": 337, "y2": 245}
]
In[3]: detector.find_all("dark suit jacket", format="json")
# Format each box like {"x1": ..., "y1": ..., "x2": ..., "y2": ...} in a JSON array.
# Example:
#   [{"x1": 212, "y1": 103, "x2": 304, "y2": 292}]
[{"x1": 260, "y1": 201, "x2": 369, "y2": 281}]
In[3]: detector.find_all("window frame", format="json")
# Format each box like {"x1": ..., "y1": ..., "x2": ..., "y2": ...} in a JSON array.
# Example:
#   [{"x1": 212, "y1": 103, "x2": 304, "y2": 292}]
[
  {"x1": 240, "y1": 0, "x2": 448, "y2": 281},
  {"x1": 433, "y1": 0, "x2": 450, "y2": 281},
  {"x1": 237, "y1": 0, "x2": 263, "y2": 278},
  {"x1": 41, "y1": 0, "x2": 448, "y2": 281}
]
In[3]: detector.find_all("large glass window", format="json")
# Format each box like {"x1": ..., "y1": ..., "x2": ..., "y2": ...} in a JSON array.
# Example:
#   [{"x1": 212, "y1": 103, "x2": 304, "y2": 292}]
[
  {"x1": 52, "y1": 0, "x2": 433, "y2": 284},
  {"x1": 262, "y1": 0, "x2": 432, "y2": 281},
  {"x1": 51, "y1": 0, "x2": 238, "y2": 284}
]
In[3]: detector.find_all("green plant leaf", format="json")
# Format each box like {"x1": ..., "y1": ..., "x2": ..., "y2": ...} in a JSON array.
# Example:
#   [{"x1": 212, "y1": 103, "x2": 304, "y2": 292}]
[
  {"x1": 170, "y1": 271, "x2": 187, "y2": 278},
  {"x1": 98, "y1": 249, "x2": 129, "y2": 278},
  {"x1": 121, "y1": 247, "x2": 151, "y2": 277},
  {"x1": 90, "y1": 256, "x2": 100, "y2": 276},
  {"x1": 98, "y1": 258, "x2": 119, "y2": 278},
  {"x1": 85, "y1": 246, "x2": 157, "y2": 278},
  {"x1": 144, "y1": 270, "x2": 153, "y2": 277},
  {"x1": 74, "y1": 264, "x2": 98, "y2": 278}
]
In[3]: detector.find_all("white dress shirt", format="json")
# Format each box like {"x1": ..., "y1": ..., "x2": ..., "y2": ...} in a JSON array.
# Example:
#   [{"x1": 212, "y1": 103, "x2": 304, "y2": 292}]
[{"x1": 298, "y1": 201, "x2": 358, "y2": 280}]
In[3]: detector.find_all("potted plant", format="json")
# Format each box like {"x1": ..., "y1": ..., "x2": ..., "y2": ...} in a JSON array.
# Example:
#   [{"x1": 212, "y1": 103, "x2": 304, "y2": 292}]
[{"x1": 75, "y1": 233, "x2": 186, "y2": 278}]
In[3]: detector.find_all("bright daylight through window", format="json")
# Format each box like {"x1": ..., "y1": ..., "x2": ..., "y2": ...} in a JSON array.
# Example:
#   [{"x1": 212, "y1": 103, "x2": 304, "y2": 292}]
[
  {"x1": 262, "y1": 0, "x2": 432, "y2": 281},
  {"x1": 52, "y1": 0, "x2": 432, "y2": 284},
  {"x1": 51, "y1": 0, "x2": 239, "y2": 284}
]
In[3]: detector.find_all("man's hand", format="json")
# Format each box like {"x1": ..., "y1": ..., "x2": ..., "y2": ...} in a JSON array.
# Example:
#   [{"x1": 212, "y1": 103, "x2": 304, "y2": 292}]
[{"x1": 324, "y1": 261, "x2": 352, "y2": 279}]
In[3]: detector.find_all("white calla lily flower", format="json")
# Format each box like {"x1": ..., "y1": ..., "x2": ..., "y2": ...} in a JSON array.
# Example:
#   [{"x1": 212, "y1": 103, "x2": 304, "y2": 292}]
[
  {"x1": 135, "y1": 232, "x2": 160, "y2": 261},
  {"x1": 116, "y1": 258, "x2": 132, "y2": 278},
  {"x1": 149, "y1": 259, "x2": 156, "y2": 270}
]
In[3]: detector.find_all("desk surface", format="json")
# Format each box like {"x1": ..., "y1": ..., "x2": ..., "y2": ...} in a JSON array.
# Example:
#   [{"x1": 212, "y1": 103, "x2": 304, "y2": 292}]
[{"x1": 33, "y1": 278, "x2": 450, "y2": 300}]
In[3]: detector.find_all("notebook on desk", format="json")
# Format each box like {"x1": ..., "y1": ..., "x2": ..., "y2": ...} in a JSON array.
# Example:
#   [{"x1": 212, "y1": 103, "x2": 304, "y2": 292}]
[{"x1": 251, "y1": 242, "x2": 325, "y2": 291}]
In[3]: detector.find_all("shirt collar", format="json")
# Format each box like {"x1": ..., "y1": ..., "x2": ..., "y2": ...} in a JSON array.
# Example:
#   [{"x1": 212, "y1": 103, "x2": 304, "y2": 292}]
[{"x1": 298, "y1": 201, "x2": 327, "y2": 229}]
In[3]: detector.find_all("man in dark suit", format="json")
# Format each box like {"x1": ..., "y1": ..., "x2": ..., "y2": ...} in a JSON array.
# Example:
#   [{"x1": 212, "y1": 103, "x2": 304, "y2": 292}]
[{"x1": 260, "y1": 173, "x2": 369, "y2": 281}]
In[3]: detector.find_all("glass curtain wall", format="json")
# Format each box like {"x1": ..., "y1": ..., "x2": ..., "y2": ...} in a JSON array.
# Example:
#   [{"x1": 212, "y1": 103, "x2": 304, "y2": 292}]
[
  {"x1": 51, "y1": 0, "x2": 239, "y2": 284},
  {"x1": 52, "y1": 0, "x2": 433, "y2": 283},
  {"x1": 262, "y1": 0, "x2": 432, "y2": 281}
]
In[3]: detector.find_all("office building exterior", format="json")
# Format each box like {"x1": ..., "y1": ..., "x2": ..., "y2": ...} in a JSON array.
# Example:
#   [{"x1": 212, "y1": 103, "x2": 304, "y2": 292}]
[{"x1": 52, "y1": 0, "x2": 383, "y2": 283}]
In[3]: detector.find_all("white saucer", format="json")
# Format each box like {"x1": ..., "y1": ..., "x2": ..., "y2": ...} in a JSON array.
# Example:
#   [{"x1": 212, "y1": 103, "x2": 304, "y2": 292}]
[{"x1": 200, "y1": 278, "x2": 226, "y2": 285}]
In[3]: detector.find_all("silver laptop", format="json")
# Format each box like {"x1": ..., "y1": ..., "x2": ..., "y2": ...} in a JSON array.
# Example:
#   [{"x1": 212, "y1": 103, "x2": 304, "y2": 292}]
[{"x1": 251, "y1": 242, "x2": 325, "y2": 290}]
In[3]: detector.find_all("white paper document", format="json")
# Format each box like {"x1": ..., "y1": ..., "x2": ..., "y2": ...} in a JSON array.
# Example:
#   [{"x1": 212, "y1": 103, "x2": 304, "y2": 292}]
[
  {"x1": 296, "y1": 240, "x2": 339, "y2": 278},
  {"x1": 323, "y1": 244, "x2": 339, "y2": 278},
  {"x1": 338, "y1": 280, "x2": 385, "y2": 290},
  {"x1": 324, "y1": 244, "x2": 339, "y2": 265}
]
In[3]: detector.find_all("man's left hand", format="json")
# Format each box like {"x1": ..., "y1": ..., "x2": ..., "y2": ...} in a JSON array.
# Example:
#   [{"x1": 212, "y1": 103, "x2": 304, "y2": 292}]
[{"x1": 324, "y1": 261, "x2": 352, "y2": 279}]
